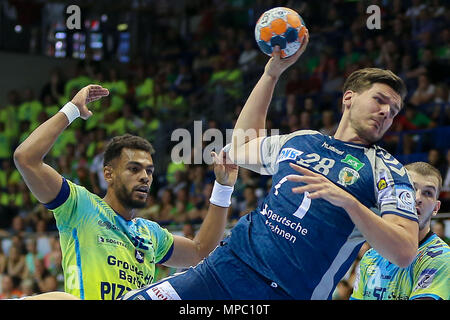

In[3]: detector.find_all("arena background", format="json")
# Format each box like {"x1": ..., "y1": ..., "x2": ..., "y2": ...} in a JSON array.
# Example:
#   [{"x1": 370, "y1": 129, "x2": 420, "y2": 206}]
[{"x1": 0, "y1": 0, "x2": 448, "y2": 299}]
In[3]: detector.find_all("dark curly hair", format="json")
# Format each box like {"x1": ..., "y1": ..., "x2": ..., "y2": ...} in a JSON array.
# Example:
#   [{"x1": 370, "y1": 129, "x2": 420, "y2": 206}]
[{"x1": 103, "y1": 134, "x2": 155, "y2": 167}]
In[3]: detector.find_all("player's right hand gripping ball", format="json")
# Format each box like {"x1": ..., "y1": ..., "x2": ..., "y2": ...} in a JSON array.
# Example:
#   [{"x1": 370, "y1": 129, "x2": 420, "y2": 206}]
[{"x1": 255, "y1": 7, "x2": 307, "y2": 58}]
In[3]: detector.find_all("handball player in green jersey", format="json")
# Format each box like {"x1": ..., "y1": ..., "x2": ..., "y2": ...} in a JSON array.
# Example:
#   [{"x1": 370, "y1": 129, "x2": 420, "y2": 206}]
[
  {"x1": 14, "y1": 85, "x2": 238, "y2": 299},
  {"x1": 352, "y1": 162, "x2": 449, "y2": 300}
]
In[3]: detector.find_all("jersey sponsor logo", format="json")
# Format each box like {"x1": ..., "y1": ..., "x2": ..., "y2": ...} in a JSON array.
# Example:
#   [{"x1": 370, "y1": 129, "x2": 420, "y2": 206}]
[
  {"x1": 341, "y1": 154, "x2": 365, "y2": 171},
  {"x1": 98, "y1": 235, "x2": 131, "y2": 249},
  {"x1": 100, "y1": 281, "x2": 131, "y2": 300},
  {"x1": 321, "y1": 141, "x2": 344, "y2": 155},
  {"x1": 377, "y1": 178, "x2": 387, "y2": 191},
  {"x1": 277, "y1": 148, "x2": 302, "y2": 163},
  {"x1": 395, "y1": 185, "x2": 415, "y2": 213},
  {"x1": 259, "y1": 204, "x2": 308, "y2": 243},
  {"x1": 98, "y1": 219, "x2": 120, "y2": 231},
  {"x1": 146, "y1": 281, "x2": 181, "y2": 300},
  {"x1": 376, "y1": 170, "x2": 395, "y2": 204},
  {"x1": 107, "y1": 255, "x2": 154, "y2": 287},
  {"x1": 414, "y1": 268, "x2": 437, "y2": 290},
  {"x1": 337, "y1": 167, "x2": 360, "y2": 186}
]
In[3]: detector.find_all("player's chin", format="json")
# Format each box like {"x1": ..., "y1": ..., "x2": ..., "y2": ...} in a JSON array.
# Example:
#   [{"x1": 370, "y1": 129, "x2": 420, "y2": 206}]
[{"x1": 130, "y1": 194, "x2": 148, "y2": 208}]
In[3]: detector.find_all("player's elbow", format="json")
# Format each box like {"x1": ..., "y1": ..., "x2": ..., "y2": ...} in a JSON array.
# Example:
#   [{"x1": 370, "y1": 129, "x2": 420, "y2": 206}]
[
  {"x1": 393, "y1": 243, "x2": 417, "y2": 268},
  {"x1": 13, "y1": 147, "x2": 28, "y2": 168}
]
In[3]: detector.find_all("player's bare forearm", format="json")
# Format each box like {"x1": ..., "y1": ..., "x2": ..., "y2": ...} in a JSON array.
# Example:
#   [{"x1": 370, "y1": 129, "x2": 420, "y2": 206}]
[
  {"x1": 192, "y1": 203, "x2": 229, "y2": 260},
  {"x1": 343, "y1": 199, "x2": 418, "y2": 268},
  {"x1": 164, "y1": 204, "x2": 229, "y2": 268}
]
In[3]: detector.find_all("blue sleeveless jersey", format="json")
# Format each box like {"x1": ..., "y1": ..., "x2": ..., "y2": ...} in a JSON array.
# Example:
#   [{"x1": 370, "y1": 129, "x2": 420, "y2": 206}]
[{"x1": 228, "y1": 130, "x2": 417, "y2": 299}]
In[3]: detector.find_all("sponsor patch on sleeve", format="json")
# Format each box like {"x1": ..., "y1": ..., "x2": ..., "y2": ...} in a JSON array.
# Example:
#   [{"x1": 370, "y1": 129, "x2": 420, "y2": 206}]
[
  {"x1": 276, "y1": 147, "x2": 302, "y2": 164},
  {"x1": 146, "y1": 281, "x2": 181, "y2": 300},
  {"x1": 395, "y1": 184, "x2": 415, "y2": 213},
  {"x1": 414, "y1": 268, "x2": 437, "y2": 290}
]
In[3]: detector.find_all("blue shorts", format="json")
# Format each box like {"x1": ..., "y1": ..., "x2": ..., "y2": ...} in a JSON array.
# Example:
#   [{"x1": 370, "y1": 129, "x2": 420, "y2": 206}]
[{"x1": 120, "y1": 239, "x2": 291, "y2": 300}]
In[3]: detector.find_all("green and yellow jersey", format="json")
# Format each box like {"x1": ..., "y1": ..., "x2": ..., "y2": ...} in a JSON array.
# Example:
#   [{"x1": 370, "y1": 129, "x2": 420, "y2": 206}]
[
  {"x1": 45, "y1": 178, "x2": 174, "y2": 300},
  {"x1": 351, "y1": 232, "x2": 449, "y2": 300}
]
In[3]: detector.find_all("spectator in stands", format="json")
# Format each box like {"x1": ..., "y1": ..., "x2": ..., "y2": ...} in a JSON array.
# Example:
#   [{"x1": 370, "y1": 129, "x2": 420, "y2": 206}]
[
  {"x1": 410, "y1": 74, "x2": 436, "y2": 106},
  {"x1": 428, "y1": 149, "x2": 446, "y2": 177},
  {"x1": 0, "y1": 274, "x2": 22, "y2": 299},
  {"x1": 24, "y1": 238, "x2": 42, "y2": 279},
  {"x1": 182, "y1": 222, "x2": 196, "y2": 240},
  {"x1": 6, "y1": 245, "x2": 27, "y2": 280},
  {"x1": 0, "y1": 241, "x2": 6, "y2": 274},
  {"x1": 319, "y1": 109, "x2": 338, "y2": 136},
  {"x1": 432, "y1": 220, "x2": 450, "y2": 245}
]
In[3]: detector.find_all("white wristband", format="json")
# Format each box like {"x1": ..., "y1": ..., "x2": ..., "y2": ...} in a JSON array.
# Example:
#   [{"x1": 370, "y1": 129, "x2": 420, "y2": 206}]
[
  {"x1": 209, "y1": 180, "x2": 234, "y2": 208},
  {"x1": 59, "y1": 102, "x2": 80, "y2": 124}
]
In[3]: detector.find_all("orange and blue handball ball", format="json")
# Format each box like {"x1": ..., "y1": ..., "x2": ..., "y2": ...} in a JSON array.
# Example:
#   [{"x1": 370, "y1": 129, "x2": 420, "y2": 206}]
[{"x1": 255, "y1": 7, "x2": 307, "y2": 58}]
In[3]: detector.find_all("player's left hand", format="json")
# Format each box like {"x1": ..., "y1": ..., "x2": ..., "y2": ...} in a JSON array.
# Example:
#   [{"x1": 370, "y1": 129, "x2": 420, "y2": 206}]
[
  {"x1": 286, "y1": 162, "x2": 356, "y2": 210},
  {"x1": 71, "y1": 84, "x2": 109, "y2": 120},
  {"x1": 212, "y1": 149, "x2": 239, "y2": 187}
]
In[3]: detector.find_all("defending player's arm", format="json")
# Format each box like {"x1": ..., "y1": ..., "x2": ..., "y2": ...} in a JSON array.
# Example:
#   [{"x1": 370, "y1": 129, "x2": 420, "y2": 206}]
[
  {"x1": 287, "y1": 163, "x2": 418, "y2": 268},
  {"x1": 229, "y1": 32, "x2": 309, "y2": 172},
  {"x1": 162, "y1": 150, "x2": 238, "y2": 268},
  {"x1": 13, "y1": 85, "x2": 109, "y2": 204}
]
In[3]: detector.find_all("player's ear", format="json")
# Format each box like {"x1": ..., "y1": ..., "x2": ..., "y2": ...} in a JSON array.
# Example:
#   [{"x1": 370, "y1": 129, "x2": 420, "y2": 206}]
[
  {"x1": 342, "y1": 90, "x2": 354, "y2": 110},
  {"x1": 103, "y1": 165, "x2": 114, "y2": 184},
  {"x1": 432, "y1": 200, "x2": 441, "y2": 216}
]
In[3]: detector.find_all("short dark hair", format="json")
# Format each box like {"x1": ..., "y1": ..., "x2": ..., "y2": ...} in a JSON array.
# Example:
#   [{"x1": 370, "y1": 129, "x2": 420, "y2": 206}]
[
  {"x1": 103, "y1": 134, "x2": 155, "y2": 167},
  {"x1": 343, "y1": 67, "x2": 407, "y2": 103},
  {"x1": 405, "y1": 161, "x2": 442, "y2": 195}
]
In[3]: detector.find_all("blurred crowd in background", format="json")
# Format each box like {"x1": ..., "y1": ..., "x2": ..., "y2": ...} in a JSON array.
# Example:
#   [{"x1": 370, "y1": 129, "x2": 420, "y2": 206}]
[{"x1": 0, "y1": 0, "x2": 449, "y2": 299}]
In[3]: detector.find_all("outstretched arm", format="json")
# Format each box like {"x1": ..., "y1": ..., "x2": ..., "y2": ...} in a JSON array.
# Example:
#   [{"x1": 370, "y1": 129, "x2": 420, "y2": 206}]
[
  {"x1": 229, "y1": 31, "x2": 309, "y2": 169},
  {"x1": 164, "y1": 149, "x2": 238, "y2": 268},
  {"x1": 14, "y1": 85, "x2": 109, "y2": 203}
]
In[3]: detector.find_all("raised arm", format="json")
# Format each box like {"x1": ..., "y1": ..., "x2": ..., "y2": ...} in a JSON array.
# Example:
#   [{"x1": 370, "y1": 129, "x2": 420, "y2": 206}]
[
  {"x1": 13, "y1": 85, "x2": 109, "y2": 203},
  {"x1": 163, "y1": 150, "x2": 238, "y2": 268},
  {"x1": 229, "y1": 32, "x2": 309, "y2": 168}
]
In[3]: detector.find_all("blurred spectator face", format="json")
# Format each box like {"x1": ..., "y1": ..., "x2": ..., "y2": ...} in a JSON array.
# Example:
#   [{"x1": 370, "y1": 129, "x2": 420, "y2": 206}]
[
  {"x1": 432, "y1": 221, "x2": 445, "y2": 239},
  {"x1": 11, "y1": 216, "x2": 25, "y2": 233},
  {"x1": 182, "y1": 223, "x2": 195, "y2": 240},
  {"x1": 161, "y1": 190, "x2": 173, "y2": 205},
  {"x1": 43, "y1": 275, "x2": 58, "y2": 292},
  {"x1": 428, "y1": 149, "x2": 440, "y2": 165},
  {"x1": 304, "y1": 98, "x2": 314, "y2": 111},
  {"x1": 21, "y1": 278, "x2": 34, "y2": 296},
  {"x1": 322, "y1": 110, "x2": 335, "y2": 126},
  {"x1": 418, "y1": 74, "x2": 430, "y2": 89},
  {"x1": 243, "y1": 187, "x2": 256, "y2": 202},
  {"x1": 1, "y1": 275, "x2": 14, "y2": 293}
]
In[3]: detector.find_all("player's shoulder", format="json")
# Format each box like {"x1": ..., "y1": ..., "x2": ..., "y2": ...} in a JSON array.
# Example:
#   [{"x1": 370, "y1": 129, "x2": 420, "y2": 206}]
[
  {"x1": 283, "y1": 129, "x2": 322, "y2": 141},
  {"x1": 133, "y1": 217, "x2": 168, "y2": 233},
  {"x1": 268, "y1": 129, "x2": 323, "y2": 150},
  {"x1": 417, "y1": 233, "x2": 450, "y2": 263}
]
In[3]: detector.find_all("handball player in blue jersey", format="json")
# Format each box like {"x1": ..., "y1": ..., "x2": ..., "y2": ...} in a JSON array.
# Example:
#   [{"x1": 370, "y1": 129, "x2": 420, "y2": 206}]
[{"x1": 121, "y1": 32, "x2": 420, "y2": 300}]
